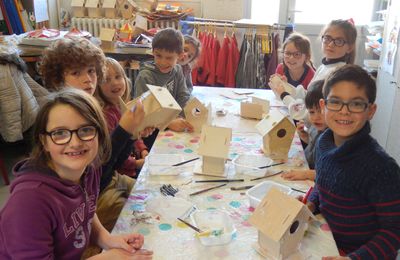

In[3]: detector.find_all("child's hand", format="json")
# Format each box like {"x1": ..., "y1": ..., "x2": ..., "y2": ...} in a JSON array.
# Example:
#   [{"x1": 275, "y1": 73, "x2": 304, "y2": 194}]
[
  {"x1": 168, "y1": 118, "x2": 194, "y2": 132},
  {"x1": 141, "y1": 150, "x2": 149, "y2": 158},
  {"x1": 269, "y1": 78, "x2": 286, "y2": 97},
  {"x1": 136, "y1": 159, "x2": 145, "y2": 169},
  {"x1": 140, "y1": 127, "x2": 155, "y2": 138},
  {"x1": 296, "y1": 121, "x2": 309, "y2": 144},
  {"x1": 120, "y1": 99, "x2": 145, "y2": 135},
  {"x1": 281, "y1": 170, "x2": 315, "y2": 181},
  {"x1": 94, "y1": 248, "x2": 153, "y2": 259},
  {"x1": 106, "y1": 233, "x2": 145, "y2": 253}
]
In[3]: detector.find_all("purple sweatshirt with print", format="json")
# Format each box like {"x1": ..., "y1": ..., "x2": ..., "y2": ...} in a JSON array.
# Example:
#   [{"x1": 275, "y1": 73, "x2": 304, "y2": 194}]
[{"x1": 0, "y1": 159, "x2": 100, "y2": 259}]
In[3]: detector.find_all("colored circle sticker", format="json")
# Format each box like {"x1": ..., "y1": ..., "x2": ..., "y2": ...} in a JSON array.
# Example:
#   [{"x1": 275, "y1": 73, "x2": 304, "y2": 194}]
[
  {"x1": 137, "y1": 227, "x2": 151, "y2": 236},
  {"x1": 159, "y1": 223, "x2": 172, "y2": 231}
]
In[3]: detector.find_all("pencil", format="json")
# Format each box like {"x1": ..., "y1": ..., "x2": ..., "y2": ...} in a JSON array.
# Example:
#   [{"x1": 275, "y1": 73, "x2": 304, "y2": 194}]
[
  {"x1": 302, "y1": 186, "x2": 314, "y2": 204},
  {"x1": 172, "y1": 157, "x2": 200, "y2": 167},
  {"x1": 250, "y1": 170, "x2": 284, "y2": 181},
  {"x1": 177, "y1": 217, "x2": 202, "y2": 233},
  {"x1": 189, "y1": 183, "x2": 227, "y2": 196},
  {"x1": 195, "y1": 179, "x2": 244, "y2": 183},
  {"x1": 258, "y1": 162, "x2": 285, "y2": 169},
  {"x1": 290, "y1": 187, "x2": 306, "y2": 194}
]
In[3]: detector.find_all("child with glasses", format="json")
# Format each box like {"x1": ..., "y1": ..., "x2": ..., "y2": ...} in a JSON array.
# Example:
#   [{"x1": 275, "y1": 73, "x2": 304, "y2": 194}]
[
  {"x1": 281, "y1": 80, "x2": 326, "y2": 181},
  {"x1": 305, "y1": 65, "x2": 400, "y2": 259},
  {"x1": 275, "y1": 32, "x2": 315, "y2": 89},
  {"x1": 270, "y1": 19, "x2": 357, "y2": 121},
  {"x1": 0, "y1": 88, "x2": 153, "y2": 259},
  {"x1": 40, "y1": 38, "x2": 154, "y2": 246}
]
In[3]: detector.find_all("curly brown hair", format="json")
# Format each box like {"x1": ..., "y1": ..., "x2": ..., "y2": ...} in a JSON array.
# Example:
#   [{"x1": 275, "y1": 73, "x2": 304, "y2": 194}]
[{"x1": 40, "y1": 37, "x2": 106, "y2": 91}]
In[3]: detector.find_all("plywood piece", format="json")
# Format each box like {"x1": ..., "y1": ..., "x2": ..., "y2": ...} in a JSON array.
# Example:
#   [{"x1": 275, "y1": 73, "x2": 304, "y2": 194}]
[
  {"x1": 99, "y1": 28, "x2": 116, "y2": 50},
  {"x1": 184, "y1": 97, "x2": 212, "y2": 133},
  {"x1": 71, "y1": 0, "x2": 87, "y2": 17},
  {"x1": 256, "y1": 110, "x2": 295, "y2": 159},
  {"x1": 240, "y1": 102, "x2": 264, "y2": 120},
  {"x1": 249, "y1": 187, "x2": 315, "y2": 259},
  {"x1": 122, "y1": 84, "x2": 182, "y2": 137},
  {"x1": 197, "y1": 125, "x2": 231, "y2": 159}
]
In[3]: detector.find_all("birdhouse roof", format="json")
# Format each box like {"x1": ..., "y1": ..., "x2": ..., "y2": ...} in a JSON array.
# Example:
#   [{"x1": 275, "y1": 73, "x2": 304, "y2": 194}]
[
  {"x1": 120, "y1": 23, "x2": 134, "y2": 33},
  {"x1": 146, "y1": 84, "x2": 182, "y2": 111},
  {"x1": 102, "y1": 0, "x2": 117, "y2": 8},
  {"x1": 184, "y1": 97, "x2": 207, "y2": 115},
  {"x1": 255, "y1": 110, "x2": 293, "y2": 136},
  {"x1": 249, "y1": 187, "x2": 314, "y2": 241},
  {"x1": 71, "y1": 0, "x2": 85, "y2": 7},
  {"x1": 85, "y1": 0, "x2": 99, "y2": 8},
  {"x1": 99, "y1": 28, "x2": 116, "y2": 41},
  {"x1": 197, "y1": 125, "x2": 231, "y2": 159}
]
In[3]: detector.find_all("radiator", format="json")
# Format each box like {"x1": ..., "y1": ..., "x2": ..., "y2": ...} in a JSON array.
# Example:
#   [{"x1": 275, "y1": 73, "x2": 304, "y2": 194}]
[
  {"x1": 71, "y1": 17, "x2": 179, "y2": 37},
  {"x1": 71, "y1": 17, "x2": 132, "y2": 37}
]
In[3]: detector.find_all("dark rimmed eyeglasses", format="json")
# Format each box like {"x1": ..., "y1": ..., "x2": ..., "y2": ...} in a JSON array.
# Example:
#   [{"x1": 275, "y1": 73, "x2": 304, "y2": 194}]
[
  {"x1": 283, "y1": 51, "x2": 303, "y2": 59},
  {"x1": 325, "y1": 98, "x2": 369, "y2": 113},
  {"x1": 44, "y1": 125, "x2": 97, "y2": 145},
  {"x1": 321, "y1": 35, "x2": 347, "y2": 47}
]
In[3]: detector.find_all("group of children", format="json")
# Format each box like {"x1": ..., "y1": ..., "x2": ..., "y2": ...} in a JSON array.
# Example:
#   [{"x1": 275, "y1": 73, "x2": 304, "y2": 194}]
[{"x1": 0, "y1": 18, "x2": 400, "y2": 259}]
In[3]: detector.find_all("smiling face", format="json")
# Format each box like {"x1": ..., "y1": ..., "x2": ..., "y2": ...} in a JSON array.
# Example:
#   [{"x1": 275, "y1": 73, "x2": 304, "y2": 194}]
[
  {"x1": 64, "y1": 64, "x2": 97, "y2": 95},
  {"x1": 153, "y1": 48, "x2": 180, "y2": 74},
  {"x1": 179, "y1": 42, "x2": 197, "y2": 66},
  {"x1": 320, "y1": 81, "x2": 376, "y2": 146},
  {"x1": 307, "y1": 106, "x2": 327, "y2": 132},
  {"x1": 42, "y1": 104, "x2": 99, "y2": 183},
  {"x1": 100, "y1": 65, "x2": 127, "y2": 105},
  {"x1": 283, "y1": 42, "x2": 307, "y2": 72},
  {"x1": 322, "y1": 25, "x2": 354, "y2": 61}
]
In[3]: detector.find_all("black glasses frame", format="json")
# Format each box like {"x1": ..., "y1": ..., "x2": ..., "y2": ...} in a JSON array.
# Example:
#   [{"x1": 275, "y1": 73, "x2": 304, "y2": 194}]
[
  {"x1": 44, "y1": 125, "x2": 98, "y2": 145},
  {"x1": 324, "y1": 99, "x2": 369, "y2": 113},
  {"x1": 321, "y1": 35, "x2": 347, "y2": 47}
]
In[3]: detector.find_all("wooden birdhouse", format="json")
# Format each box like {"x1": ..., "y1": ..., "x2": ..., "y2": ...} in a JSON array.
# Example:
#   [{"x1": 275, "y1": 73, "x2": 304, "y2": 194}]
[
  {"x1": 71, "y1": 0, "x2": 87, "y2": 18},
  {"x1": 85, "y1": 0, "x2": 102, "y2": 18},
  {"x1": 139, "y1": 0, "x2": 158, "y2": 12},
  {"x1": 249, "y1": 187, "x2": 315, "y2": 260},
  {"x1": 99, "y1": 28, "x2": 116, "y2": 50},
  {"x1": 255, "y1": 110, "x2": 295, "y2": 160},
  {"x1": 119, "y1": 0, "x2": 137, "y2": 19},
  {"x1": 119, "y1": 22, "x2": 134, "y2": 42},
  {"x1": 103, "y1": 0, "x2": 118, "y2": 18},
  {"x1": 240, "y1": 96, "x2": 270, "y2": 120},
  {"x1": 197, "y1": 125, "x2": 232, "y2": 176},
  {"x1": 183, "y1": 97, "x2": 212, "y2": 133},
  {"x1": 121, "y1": 84, "x2": 182, "y2": 138}
]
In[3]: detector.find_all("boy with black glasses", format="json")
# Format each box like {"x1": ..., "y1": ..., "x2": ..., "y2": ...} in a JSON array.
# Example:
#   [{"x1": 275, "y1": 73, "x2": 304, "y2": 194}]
[{"x1": 306, "y1": 65, "x2": 400, "y2": 259}]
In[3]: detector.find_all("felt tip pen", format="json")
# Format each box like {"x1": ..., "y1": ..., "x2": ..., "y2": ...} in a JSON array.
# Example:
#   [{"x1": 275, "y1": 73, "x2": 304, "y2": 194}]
[{"x1": 302, "y1": 186, "x2": 314, "y2": 204}]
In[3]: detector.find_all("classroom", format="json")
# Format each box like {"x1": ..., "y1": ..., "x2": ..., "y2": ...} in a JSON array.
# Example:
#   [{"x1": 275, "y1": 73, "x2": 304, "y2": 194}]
[{"x1": 0, "y1": 0, "x2": 399, "y2": 259}]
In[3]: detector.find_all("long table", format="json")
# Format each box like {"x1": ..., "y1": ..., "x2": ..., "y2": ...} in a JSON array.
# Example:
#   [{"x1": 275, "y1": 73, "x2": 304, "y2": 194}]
[{"x1": 112, "y1": 86, "x2": 339, "y2": 259}]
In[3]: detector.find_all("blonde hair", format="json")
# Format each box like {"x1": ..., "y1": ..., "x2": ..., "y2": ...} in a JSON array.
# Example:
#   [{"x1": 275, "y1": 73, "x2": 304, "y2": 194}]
[{"x1": 95, "y1": 57, "x2": 131, "y2": 107}]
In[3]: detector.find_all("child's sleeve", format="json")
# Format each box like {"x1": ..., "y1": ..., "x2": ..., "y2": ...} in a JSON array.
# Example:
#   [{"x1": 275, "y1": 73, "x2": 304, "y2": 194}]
[
  {"x1": 174, "y1": 66, "x2": 191, "y2": 108},
  {"x1": 347, "y1": 162, "x2": 400, "y2": 259},
  {"x1": 134, "y1": 70, "x2": 155, "y2": 97},
  {"x1": 100, "y1": 125, "x2": 134, "y2": 191}
]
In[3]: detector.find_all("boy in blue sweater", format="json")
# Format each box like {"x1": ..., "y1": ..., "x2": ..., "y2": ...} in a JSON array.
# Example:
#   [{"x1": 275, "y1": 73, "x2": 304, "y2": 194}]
[{"x1": 307, "y1": 65, "x2": 400, "y2": 259}]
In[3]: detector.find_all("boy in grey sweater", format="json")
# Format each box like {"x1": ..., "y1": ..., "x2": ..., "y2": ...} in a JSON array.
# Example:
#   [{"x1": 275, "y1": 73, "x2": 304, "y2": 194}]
[{"x1": 134, "y1": 28, "x2": 193, "y2": 134}]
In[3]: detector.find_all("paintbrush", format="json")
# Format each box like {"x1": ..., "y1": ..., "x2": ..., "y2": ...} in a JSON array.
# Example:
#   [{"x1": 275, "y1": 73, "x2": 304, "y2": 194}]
[
  {"x1": 189, "y1": 183, "x2": 227, "y2": 196},
  {"x1": 172, "y1": 157, "x2": 200, "y2": 167},
  {"x1": 250, "y1": 170, "x2": 284, "y2": 181},
  {"x1": 195, "y1": 179, "x2": 244, "y2": 183},
  {"x1": 177, "y1": 217, "x2": 202, "y2": 233},
  {"x1": 258, "y1": 162, "x2": 285, "y2": 169}
]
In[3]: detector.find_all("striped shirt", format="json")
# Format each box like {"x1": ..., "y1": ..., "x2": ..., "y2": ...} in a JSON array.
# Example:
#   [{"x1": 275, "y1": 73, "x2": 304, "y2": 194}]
[{"x1": 309, "y1": 122, "x2": 400, "y2": 259}]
